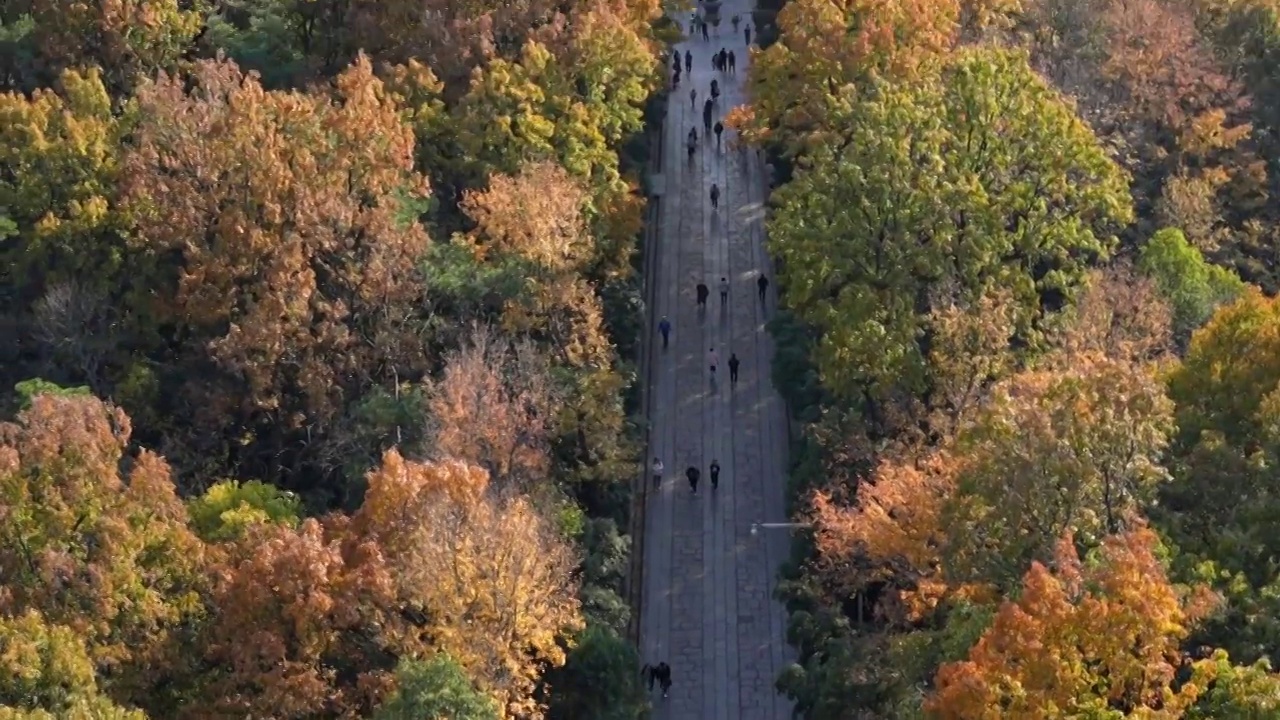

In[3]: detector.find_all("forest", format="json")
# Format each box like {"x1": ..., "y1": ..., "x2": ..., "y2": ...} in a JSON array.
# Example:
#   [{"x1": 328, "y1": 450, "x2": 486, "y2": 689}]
[
  {"x1": 0, "y1": 0, "x2": 673, "y2": 718},
  {"x1": 743, "y1": 0, "x2": 1280, "y2": 715}
]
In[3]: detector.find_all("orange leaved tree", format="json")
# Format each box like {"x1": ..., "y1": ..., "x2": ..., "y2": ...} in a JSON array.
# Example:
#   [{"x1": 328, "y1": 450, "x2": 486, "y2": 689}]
[{"x1": 928, "y1": 526, "x2": 1220, "y2": 718}]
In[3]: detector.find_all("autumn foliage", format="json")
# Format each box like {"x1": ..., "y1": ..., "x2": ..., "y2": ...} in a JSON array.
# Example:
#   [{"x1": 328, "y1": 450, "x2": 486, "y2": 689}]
[
  {"x1": 2, "y1": 0, "x2": 659, "y2": 716},
  {"x1": 929, "y1": 527, "x2": 1221, "y2": 718}
]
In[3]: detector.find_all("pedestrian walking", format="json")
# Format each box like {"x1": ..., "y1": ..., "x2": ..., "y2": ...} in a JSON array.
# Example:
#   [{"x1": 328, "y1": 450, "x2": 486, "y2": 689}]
[
  {"x1": 757, "y1": 274, "x2": 769, "y2": 303},
  {"x1": 732, "y1": 14, "x2": 741, "y2": 30},
  {"x1": 719, "y1": 276, "x2": 729, "y2": 304},
  {"x1": 686, "y1": 466, "x2": 700, "y2": 494},
  {"x1": 685, "y1": 50, "x2": 692, "y2": 73},
  {"x1": 656, "y1": 662, "x2": 672, "y2": 697},
  {"x1": 720, "y1": 48, "x2": 728, "y2": 70},
  {"x1": 729, "y1": 352, "x2": 740, "y2": 386},
  {"x1": 687, "y1": 127, "x2": 697, "y2": 162},
  {"x1": 714, "y1": 120, "x2": 724, "y2": 149},
  {"x1": 658, "y1": 315, "x2": 671, "y2": 348},
  {"x1": 710, "y1": 459, "x2": 721, "y2": 489},
  {"x1": 690, "y1": 86, "x2": 697, "y2": 108},
  {"x1": 696, "y1": 282, "x2": 709, "y2": 308},
  {"x1": 710, "y1": 183, "x2": 719, "y2": 209},
  {"x1": 729, "y1": 50, "x2": 736, "y2": 73},
  {"x1": 651, "y1": 457, "x2": 664, "y2": 489},
  {"x1": 703, "y1": 98, "x2": 713, "y2": 132},
  {"x1": 672, "y1": 69, "x2": 679, "y2": 88},
  {"x1": 745, "y1": 24, "x2": 751, "y2": 45},
  {"x1": 708, "y1": 347, "x2": 718, "y2": 376},
  {"x1": 711, "y1": 79, "x2": 720, "y2": 102},
  {"x1": 702, "y1": 21, "x2": 709, "y2": 40}
]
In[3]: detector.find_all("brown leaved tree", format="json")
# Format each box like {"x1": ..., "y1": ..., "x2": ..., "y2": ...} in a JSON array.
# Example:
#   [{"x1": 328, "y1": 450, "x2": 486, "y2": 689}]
[{"x1": 121, "y1": 54, "x2": 432, "y2": 489}]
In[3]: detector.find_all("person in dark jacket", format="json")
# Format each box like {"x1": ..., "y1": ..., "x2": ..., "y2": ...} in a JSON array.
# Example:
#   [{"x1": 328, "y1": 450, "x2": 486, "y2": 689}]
[
  {"x1": 686, "y1": 465, "x2": 701, "y2": 494},
  {"x1": 710, "y1": 459, "x2": 721, "y2": 489},
  {"x1": 728, "y1": 353, "x2": 740, "y2": 386}
]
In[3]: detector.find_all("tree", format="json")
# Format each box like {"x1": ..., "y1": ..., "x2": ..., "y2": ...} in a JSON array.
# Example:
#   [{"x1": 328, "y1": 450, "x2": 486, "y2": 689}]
[
  {"x1": 0, "y1": 66, "x2": 129, "y2": 302},
  {"x1": 29, "y1": 0, "x2": 206, "y2": 91},
  {"x1": 353, "y1": 450, "x2": 584, "y2": 718},
  {"x1": 0, "y1": 611, "x2": 146, "y2": 719},
  {"x1": 120, "y1": 55, "x2": 432, "y2": 487},
  {"x1": 424, "y1": 325, "x2": 561, "y2": 491},
  {"x1": 1139, "y1": 227, "x2": 1247, "y2": 344},
  {"x1": 811, "y1": 349, "x2": 1174, "y2": 615},
  {"x1": 929, "y1": 527, "x2": 1222, "y2": 718},
  {"x1": 944, "y1": 355, "x2": 1175, "y2": 588},
  {"x1": 186, "y1": 480, "x2": 302, "y2": 543},
  {"x1": 1166, "y1": 287, "x2": 1280, "y2": 449},
  {"x1": 768, "y1": 47, "x2": 1132, "y2": 408},
  {"x1": 196, "y1": 518, "x2": 399, "y2": 719},
  {"x1": 373, "y1": 656, "x2": 500, "y2": 720},
  {"x1": 741, "y1": 0, "x2": 963, "y2": 151},
  {"x1": 460, "y1": 162, "x2": 592, "y2": 273},
  {"x1": 543, "y1": 624, "x2": 647, "y2": 720},
  {"x1": 0, "y1": 394, "x2": 207, "y2": 708},
  {"x1": 1158, "y1": 289, "x2": 1280, "y2": 667}
]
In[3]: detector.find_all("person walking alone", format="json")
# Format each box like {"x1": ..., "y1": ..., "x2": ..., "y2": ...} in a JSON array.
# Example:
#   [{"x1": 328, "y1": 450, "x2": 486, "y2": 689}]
[
  {"x1": 687, "y1": 127, "x2": 697, "y2": 162},
  {"x1": 656, "y1": 662, "x2": 672, "y2": 697},
  {"x1": 703, "y1": 98, "x2": 713, "y2": 133},
  {"x1": 729, "y1": 50, "x2": 736, "y2": 73},
  {"x1": 719, "y1": 276, "x2": 729, "y2": 304},
  {"x1": 696, "y1": 282, "x2": 709, "y2": 309},
  {"x1": 658, "y1": 315, "x2": 671, "y2": 349},
  {"x1": 714, "y1": 120, "x2": 724, "y2": 150},
  {"x1": 710, "y1": 183, "x2": 719, "y2": 209},
  {"x1": 690, "y1": 86, "x2": 697, "y2": 109},
  {"x1": 651, "y1": 457, "x2": 664, "y2": 489},
  {"x1": 701, "y1": 20, "x2": 709, "y2": 40},
  {"x1": 708, "y1": 346, "x2": 718, "y2": 378},
  {"x1": 745, "y1": 24, "x2": 751, "y2": 45},
  {"x1": 686, "y1": 465, "x2": 700, "y2": 495},
  {"x1": 710, "y1": 459, "x2": 721, "y2": 490},
  {"x1": 728, "y1": 352, "x2": 740, "y2": 386},
  {"x1": 757, "y1": 273, "x2": 769, "y2": 303},
  {"x1": 684, "y1": 49, "x2": 692, "y2": 73}
]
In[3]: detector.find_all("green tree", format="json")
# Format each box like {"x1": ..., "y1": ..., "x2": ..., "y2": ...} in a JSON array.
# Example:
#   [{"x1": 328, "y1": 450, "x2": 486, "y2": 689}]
[
  {"x1": 1160, "y1": 289, "x2": 1280, "y2": 667},
  {"x1": 0, "y1": 66, "x2": 130, "y2": 301},
  {"x1": 186, "y1": 480, "x2": 302, "y2": 543},
  {"x1": 544, "y1": 624, "x2": 647, "y2": 720},
  {"x1": 0, "y1": 611, "x2": 147, "y2": 719},
  {"x1": 1139, "y1": 227, "x2": 1246, "y2": 343},
  {"x1": 769, "y1": 47, "x2": 1132, "y2": 410},
  {"x1": 373, "y1": 655, "x2": 500, "y2": 720}
]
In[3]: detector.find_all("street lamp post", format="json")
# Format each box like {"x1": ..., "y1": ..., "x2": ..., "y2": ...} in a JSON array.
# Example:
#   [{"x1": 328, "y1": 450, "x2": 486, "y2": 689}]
[{"x1": 750, "y1": 522, "x2": 812, "y2": 536}]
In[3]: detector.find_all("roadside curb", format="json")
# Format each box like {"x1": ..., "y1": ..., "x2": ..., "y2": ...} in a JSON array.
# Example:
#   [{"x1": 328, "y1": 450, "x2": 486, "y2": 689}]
[{"x1": 626, "y1": 116, "x2": 665, "y2": 649}]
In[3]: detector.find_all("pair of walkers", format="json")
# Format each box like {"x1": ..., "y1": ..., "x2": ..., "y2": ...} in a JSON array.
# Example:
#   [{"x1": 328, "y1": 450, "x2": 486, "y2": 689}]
[
  {"x1": 642, "y1": 662, "x2": 672, "y2": 698},
  {"x1": 696, "y1": 274, "x2": 769, "y2": 309},
  {"x1": 708, "y1": 348, "x2": 742, "y2": 386},
  {"x1": 684, "y1": 460, "x2": 722, "y2": 495}
]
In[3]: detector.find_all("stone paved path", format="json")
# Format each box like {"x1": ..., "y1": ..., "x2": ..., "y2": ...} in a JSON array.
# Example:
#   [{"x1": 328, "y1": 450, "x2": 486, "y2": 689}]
[{"x1": 639, "y1": 0, "x2": 795, "y2": 716}]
